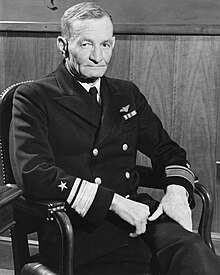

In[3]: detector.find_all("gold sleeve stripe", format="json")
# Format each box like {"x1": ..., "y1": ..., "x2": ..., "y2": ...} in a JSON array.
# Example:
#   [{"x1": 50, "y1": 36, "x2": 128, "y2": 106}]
[
  {"x1": 66, "y1": 177, "x2": 81, "y2": 204},
  {"x1": 77, "y1": 182, "x2": 98, "y2": 217},
  {"x1": 71, "y1": 180, "x2": 98, "y2": 217},
  {"x1": 67, "y1": 178, "x2": 98, "y2": 217},
  {"x1": 166, "y1": 165, "x2": 195, "y2": 177},
  {"x1": 165, "y1": 165, "x2": 195, "y2": 186},
  {"x1": 72, "y1": 180, "x2": 88, "y2": 209}
]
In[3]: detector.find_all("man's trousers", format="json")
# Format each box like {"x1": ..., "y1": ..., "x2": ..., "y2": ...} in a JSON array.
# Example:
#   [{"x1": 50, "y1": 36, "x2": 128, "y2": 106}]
[
  {"x1": 40, "y1": 193, "x2": 220, "y2": 274},
  {"x1": 75, "y1": 214, "x2": 220, "y2": 274}
]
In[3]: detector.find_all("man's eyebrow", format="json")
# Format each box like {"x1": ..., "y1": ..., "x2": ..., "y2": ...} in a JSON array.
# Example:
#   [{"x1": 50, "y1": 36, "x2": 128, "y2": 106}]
[
  {"x1": 100, "y1": 38, "x2": 114, "y2": 45},
  {"x1": 77, "y1": 38, "x2": 113, "y2": 44},
  {"x1": 103, "y1": 39, "x2": 113, "y2": 43},
  {"x1": 78, "y1": 37, "x2": 92, "y2": 42}
]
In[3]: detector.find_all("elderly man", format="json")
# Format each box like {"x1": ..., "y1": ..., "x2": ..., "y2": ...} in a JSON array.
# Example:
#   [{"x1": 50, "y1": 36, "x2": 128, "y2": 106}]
[{"x1": 10, "y1": 2, "x2": 220, "y2": 274}]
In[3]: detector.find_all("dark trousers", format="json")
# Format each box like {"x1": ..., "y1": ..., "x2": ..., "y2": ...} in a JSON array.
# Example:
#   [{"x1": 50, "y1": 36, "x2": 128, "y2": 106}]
[
  {"x1": 75, "y1": 214, "x2": 220, "y2": 274},
  {"x1": 40, "y1": 193, "x2": 220, "y2": 274}
]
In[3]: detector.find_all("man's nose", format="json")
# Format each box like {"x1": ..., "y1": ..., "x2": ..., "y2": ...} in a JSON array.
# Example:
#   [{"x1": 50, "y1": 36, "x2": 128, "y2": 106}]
[{"x1": 90, "y1": 46, "x2": 103, "y2": 63}]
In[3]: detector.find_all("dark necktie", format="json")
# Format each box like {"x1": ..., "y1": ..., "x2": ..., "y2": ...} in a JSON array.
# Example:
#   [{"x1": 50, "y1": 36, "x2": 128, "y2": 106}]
[{"x1": 89, "y1": 87, "x2": 100, "y2": 105}]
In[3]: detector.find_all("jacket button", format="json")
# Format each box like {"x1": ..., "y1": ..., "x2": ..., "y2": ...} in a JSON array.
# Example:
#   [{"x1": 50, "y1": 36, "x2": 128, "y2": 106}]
[
  {"x1": 93, "y1": 148, "x2": 99, "y2": 156},
  {"x1": 122, "y1": 144, "x2": 128, "y2": 151},
  {"x1": 95, "y1": 177, "x2": 102, "y2": 185},
  {"x1": 125, "y1": 172, "x2": 130, "y2": 179}
]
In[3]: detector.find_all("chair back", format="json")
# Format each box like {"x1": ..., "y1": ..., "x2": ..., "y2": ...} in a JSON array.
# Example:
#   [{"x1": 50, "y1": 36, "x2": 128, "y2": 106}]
[
  {"x1": 0, "y1": 81, "x2": 33, "y2": 184},
  {"x1": 0, "y1": 81, "x2": 75, "y2": 275}
]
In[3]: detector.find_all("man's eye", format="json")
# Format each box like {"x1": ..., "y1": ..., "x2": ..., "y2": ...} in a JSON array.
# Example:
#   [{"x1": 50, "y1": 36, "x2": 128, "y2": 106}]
[
  {"x1": 102, "y1": 43, "x2": 110, "y2": 48},
  {"x1": 81, "y1": 42, "x2": 91, "y2": 48}
]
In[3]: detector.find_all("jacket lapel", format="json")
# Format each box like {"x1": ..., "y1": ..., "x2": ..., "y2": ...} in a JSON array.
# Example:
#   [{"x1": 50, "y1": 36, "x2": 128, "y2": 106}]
[
  {"x1": 52, "y1": 62, "x2": 130, "y2": 140},
  {"x1": 54, "y1": 62, "x2": 102, "y2": 128},
  {"x1": 95, "y1": 77, "x2": 127, "y2": 145}
]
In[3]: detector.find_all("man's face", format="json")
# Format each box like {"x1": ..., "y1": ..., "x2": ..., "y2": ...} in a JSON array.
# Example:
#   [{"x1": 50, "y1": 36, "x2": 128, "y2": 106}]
[{"x1": 66, "y1": 16, "x2": 115, "y2": 81}]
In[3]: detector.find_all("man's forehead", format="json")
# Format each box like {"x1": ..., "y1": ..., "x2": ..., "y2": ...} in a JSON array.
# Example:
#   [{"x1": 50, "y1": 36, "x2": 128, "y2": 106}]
[{"x1": 70, "y1": 17, "x2": 113, "y2": 38}]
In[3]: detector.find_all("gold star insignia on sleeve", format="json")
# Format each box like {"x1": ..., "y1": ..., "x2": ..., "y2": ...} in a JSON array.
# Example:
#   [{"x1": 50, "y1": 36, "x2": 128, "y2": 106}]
[{"x1": 58, "y1": 181, "x2": 68, "y2": 191}]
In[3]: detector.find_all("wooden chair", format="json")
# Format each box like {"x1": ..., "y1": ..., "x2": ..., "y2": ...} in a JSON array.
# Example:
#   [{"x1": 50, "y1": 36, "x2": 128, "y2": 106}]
[
  {"x1": 0, "y1": 184, "x2": 22, "y2": 235},
  {"x1": 0, "y1": 82, "x2": 215, "y2": 275},
  {"x1": 0, "y1": 184, "x2": 22, "y2": 272}
]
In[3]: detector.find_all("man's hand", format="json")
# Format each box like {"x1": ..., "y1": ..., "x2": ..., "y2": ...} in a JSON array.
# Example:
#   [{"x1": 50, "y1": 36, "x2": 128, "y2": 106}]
[
  {"x1": 148, "y1": 185, "x2": 192, "y2": 232},
  {"x1": 110, "y1": 193, "x2": 150, "y2": 238}
]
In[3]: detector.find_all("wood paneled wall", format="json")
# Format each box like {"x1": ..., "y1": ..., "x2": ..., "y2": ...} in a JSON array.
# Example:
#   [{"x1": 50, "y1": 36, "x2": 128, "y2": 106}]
[
  {"x1": 0, "y1": 30, "x2": 220, "y2": 232},
  {"x1": 2, "y1": 0, "x2": 220, "y2": 26}
]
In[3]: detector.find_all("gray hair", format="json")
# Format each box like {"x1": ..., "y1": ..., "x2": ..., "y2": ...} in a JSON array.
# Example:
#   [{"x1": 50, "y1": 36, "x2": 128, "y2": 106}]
[{"x1": 61, "y1": 2, "x2": 113, "y2": 40}]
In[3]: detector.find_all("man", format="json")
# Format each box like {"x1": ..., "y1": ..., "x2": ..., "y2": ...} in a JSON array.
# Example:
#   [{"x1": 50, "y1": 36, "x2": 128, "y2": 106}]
[{"x1": 9, "y1": 2, "x2": 220, "y2": 274}]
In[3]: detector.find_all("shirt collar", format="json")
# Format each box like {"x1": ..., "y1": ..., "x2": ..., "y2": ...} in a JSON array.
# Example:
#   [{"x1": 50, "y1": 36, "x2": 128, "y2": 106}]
[{"x1": 78, "y1": 78, "x2": 101, "y2": 95}]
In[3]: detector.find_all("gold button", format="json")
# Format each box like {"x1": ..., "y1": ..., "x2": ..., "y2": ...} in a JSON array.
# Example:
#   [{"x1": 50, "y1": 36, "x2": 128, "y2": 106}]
[
  {"x1": 95, "y1": 177, "x2": 102, "y2": 185},
  {"x1": 125, "y1": 172, "x2": 130, "y2": 179},
  {"x1": 93, "y1": 148, "x2": 99, "y2": 156},
  {"x1": 122, "y1": 144, "x2": 128, "y2": 151}
]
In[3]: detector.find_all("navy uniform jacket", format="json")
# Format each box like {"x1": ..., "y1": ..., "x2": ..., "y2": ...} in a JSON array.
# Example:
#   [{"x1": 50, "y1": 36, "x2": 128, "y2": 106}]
[{"x1": 10, "y1": 61, "x2": 195, "y2": 267}]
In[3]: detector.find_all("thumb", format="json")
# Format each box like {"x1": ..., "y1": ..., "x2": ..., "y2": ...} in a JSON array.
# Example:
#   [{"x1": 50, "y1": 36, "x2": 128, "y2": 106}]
[{"x1": 148, "y1": 204, "x2": 163, "y2": 221}]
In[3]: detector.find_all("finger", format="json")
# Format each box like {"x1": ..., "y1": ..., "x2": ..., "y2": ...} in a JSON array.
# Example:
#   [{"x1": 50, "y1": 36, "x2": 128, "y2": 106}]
[
  {"x1": 185, "y1": 222, "x2": 193, "y2": 232},
  {"x1": 141, "y1": 219, "x2": 147, "y2": 234},
  {"x1": 129, "y1": 232, "x2": 139, "y2": 238},
  {"x1": 181, "y1": 216, "x2": 193, "y2": 232},
  {"x1": 148, "y1": 204, "x2": 163, "y2": 221},
  {"x1": 179, "y1": 205, "x2": 193, "y2": 232},
  {"x1": 185, "y1": 208, "x2": 193, "y2": 232},
  {"x1": 129, "y1": 226, "x2": 142, "y2": 238},
  {"x1": 129, "y1": 218, "x2": 147, "y2": 238}
]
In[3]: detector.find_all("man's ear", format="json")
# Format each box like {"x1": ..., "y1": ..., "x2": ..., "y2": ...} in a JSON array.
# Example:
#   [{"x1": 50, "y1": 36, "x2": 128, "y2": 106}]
[
  {"x1": 112, "y1": 36, "x2": 116, "y2": 49},
  {"x1": 57, "y1": 36, "x2": 69, "y2": 58}
]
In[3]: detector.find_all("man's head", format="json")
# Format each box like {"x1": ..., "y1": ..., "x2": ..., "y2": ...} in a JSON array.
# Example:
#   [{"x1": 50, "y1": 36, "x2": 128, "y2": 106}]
[{"x1": 57, "y1": 2, "x2": 115, "y2": 82}]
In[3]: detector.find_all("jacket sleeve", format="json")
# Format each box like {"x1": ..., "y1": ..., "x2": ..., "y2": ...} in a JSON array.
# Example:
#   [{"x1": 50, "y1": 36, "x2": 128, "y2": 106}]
[
  {"x1": 134, "y1": 84, "x2": 195, "y2": 208},
  {"x1": 9, "y1": 83, "x2": 114, "y2": 225}
]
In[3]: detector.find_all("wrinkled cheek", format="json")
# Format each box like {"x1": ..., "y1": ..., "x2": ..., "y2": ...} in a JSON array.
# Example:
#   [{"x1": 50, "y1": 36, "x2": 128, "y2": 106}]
[
  {"x1": 104, "y1": 52, "x2": 113, "y2": 64},
  {"x1": 67, "y1": 58, "x2": 81, "y2": 74}
]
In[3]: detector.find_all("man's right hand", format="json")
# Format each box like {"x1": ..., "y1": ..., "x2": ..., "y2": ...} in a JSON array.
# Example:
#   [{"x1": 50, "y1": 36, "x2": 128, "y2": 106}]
[{"x1": 109, "y1": 193, "x2": 150, "y2": 238}]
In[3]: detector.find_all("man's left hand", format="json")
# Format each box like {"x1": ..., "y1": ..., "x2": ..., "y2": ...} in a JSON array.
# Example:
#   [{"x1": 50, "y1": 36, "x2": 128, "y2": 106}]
[{"x1": 148, "y1": 184, "x2": 192, "y2": 232}]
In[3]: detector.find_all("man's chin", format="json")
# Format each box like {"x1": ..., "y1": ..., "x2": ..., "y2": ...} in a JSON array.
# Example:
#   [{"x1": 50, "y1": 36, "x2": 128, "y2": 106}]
[
  {"x1": 83, "y1": 68, "x2": 107, "y2": 78},
  {"x1": 74, "y1": 68, "x2": 107, "y2": 83},
  {"x1": 75, "y1": 74, "x2": 101, "y2": 83}
]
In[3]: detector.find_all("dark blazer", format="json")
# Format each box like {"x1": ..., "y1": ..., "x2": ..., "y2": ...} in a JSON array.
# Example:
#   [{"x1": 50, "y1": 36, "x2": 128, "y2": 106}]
[{"x1": 10, "y1": 61, "x2": 194, "y2": 267}]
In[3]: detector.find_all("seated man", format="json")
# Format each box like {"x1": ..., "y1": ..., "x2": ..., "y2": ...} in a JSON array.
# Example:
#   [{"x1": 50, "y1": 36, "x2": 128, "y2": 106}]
[{"x1": 9, "y1": 2, "x2": 220, "y2": 274}]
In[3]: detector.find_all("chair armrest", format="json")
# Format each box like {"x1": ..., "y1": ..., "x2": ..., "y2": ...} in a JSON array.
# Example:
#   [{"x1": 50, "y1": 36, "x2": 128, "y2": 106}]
[
  {"x1": 14, "y1": 195, "x2": 66, "y2": 221},
  {"x1": 194, "y1": 181, "x2": 215, "y2": 252},
  {"x1": 0, "y1": 184, "x2": 22, "y2": 233},
  {"x1": 21, "y1": 263, "x2": 57, "y2": 275},
  {"x1": 0, "y1": 184, "x2": 22, "y2": 208},
  {"x1": 13, "y1": 195, "x2": 74, "y2": 275}
]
